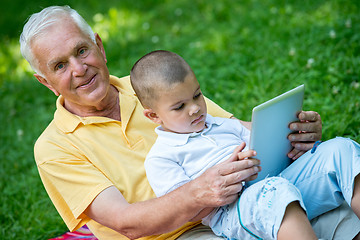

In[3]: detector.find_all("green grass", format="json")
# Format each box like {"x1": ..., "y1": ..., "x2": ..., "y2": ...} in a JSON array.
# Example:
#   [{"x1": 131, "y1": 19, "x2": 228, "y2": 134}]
[{"x1": 1, "y1": 0, "x2": 359, "y2": 239}]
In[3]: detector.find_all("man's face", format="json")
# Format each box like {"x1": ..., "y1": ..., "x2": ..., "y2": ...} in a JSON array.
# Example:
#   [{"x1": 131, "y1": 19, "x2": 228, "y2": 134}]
[
  {"x1": 151, "y1": 73, "x2": 207, "y2": 134},
  {"x1": 32, "y1": 18, "x2": 110, "y2": 109}
]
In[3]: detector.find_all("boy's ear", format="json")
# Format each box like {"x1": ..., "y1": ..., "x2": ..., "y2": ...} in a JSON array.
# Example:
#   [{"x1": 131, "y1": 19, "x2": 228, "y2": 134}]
[
  {"x1": 34, "y1": 74, "x2": 60, "y2": 96},
  {"x1": 143, "y1": 109, "x2": 162, "y2": 124}
]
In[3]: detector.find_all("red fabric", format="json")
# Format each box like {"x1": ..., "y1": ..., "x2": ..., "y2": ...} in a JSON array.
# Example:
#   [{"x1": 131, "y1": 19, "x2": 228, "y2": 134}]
[{"x1": 48, "y1": 225, "x2": 98, "y2": 240}]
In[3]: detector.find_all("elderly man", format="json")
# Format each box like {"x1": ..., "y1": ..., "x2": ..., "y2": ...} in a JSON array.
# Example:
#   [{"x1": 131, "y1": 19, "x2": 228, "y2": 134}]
[{"x1": 20, "y1": 5, "x2": 360, "y2": 240}]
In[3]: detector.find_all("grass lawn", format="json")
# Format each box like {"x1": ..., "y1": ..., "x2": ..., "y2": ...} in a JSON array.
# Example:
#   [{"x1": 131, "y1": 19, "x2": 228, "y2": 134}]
[{"x1": 1, "y1": 0, "x2": 359, "y2": 239}]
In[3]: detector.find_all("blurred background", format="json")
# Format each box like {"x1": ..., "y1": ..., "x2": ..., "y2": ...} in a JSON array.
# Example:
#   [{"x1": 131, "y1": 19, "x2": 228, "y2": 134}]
[{"x1": 1, "y1": 0, "x2": 359, "y2": 238}]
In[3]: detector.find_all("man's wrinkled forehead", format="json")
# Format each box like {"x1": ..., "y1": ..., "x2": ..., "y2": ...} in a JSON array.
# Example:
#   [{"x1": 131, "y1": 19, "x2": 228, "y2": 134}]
[{"x1": 31, "y1": 20, "x2": 90, "y2": 68}]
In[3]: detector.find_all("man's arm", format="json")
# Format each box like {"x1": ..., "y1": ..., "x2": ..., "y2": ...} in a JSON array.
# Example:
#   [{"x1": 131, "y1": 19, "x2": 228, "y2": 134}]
[
  {"x1": 85, "y1": 146, "x2": 260, "y2": 239},
  {"x1": 85, "y1": 185, "x2": 200, "y2": 239}
]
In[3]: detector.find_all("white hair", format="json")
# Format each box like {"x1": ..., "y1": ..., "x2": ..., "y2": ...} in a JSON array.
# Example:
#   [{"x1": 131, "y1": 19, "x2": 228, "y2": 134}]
[{"x1": 19, "y1": 5, "x2": 96, "y2": 76}]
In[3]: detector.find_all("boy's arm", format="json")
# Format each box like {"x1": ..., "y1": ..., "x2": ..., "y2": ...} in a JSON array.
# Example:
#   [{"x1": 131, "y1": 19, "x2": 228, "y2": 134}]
[{"x1": 231, "y1": 116, "x2": 252, "y2": 130}]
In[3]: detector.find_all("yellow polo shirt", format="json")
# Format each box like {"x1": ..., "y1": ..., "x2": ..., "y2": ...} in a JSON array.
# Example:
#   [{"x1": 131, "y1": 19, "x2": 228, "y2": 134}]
[{"x1": 34, "y1": 75, "x2": 232, "y2": 239}]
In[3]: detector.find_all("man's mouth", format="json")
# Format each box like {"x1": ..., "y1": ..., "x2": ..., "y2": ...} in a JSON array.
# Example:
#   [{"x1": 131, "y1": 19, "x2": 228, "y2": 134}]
[{"x1": 77, "y1": 74, "x2": 96, "y2": 89}]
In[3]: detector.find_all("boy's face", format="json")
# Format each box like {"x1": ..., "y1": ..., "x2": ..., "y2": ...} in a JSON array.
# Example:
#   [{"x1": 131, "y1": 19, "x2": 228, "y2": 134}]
[{"x1": 148, "y1": 72, "x2": 207, "y2": 134}]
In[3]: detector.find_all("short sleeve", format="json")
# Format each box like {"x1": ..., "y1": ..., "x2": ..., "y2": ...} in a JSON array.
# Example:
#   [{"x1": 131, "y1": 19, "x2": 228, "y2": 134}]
[
  {"x1": 145, "y1": 151, "x2": 191, "y2": 197},
  {"x1": 35, "y1": 140, "x2": 114, "y2": 231},
  {"x1": 232, "y1": 118, "x2": 251, "y2": 146}
]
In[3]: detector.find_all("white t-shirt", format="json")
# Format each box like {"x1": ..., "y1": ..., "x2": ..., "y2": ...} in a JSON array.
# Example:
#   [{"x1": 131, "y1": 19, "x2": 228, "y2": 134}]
[{"x1": 145, "y1": 114, "x2": 250, "y2": 197}]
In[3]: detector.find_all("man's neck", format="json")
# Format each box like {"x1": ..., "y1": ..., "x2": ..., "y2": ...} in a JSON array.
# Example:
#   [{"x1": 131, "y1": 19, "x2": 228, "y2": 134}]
[{"x1": 64, "y1": 85, "x2": 121, "y2": 121}]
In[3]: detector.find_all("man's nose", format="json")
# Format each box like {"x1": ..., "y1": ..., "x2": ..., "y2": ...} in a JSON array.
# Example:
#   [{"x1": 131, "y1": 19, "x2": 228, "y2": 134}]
[
  {"x1": 71, "y1": 57, "x2": 87, "y2": 77},
  {"x1": 189, "y1": 104, "x2": 200, "y2": 116}
]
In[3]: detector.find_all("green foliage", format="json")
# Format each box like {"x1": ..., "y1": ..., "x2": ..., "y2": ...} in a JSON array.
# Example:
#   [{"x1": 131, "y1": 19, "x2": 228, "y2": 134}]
[{"x1": 1, "y1": 0, "x2": 359, "y2": 238}]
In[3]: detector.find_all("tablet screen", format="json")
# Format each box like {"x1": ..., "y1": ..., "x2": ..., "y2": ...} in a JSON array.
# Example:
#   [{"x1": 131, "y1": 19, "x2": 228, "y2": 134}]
[{"x1": 247, "y1": 84, "x2": 304, "y2": 186}]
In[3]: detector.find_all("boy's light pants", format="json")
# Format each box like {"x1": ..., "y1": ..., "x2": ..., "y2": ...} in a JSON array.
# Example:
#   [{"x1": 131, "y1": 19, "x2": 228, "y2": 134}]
[{"x1": 179, "y1": 137, "x2": 360, "y2": 240}]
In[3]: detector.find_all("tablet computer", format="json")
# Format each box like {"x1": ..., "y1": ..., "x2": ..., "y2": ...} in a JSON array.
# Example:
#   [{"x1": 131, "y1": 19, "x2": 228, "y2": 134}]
[{"x1": 246, "y1": 84, "x2": 305, "y2": 186}]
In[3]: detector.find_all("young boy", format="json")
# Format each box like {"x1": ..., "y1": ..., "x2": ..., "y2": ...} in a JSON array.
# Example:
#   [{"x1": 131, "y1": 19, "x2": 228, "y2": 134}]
[{"x1": 130, "y1": 50, "x2": 360, "y2": 240}]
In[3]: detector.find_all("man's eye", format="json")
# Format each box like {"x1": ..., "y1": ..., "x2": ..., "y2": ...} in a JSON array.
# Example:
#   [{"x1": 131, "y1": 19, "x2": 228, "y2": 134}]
[
  {"x1": 79, "y1": 48, "x2": 88, "y2": 56},
  {"x1": 56, "y1": 63, "x2": 65, "y2": 70},
  {"x1": 174, "y1": 103, "x2": 184, "y2": 110}
]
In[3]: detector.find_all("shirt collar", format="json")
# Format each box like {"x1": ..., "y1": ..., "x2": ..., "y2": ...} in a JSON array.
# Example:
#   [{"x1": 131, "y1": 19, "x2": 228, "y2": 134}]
[
  {"x1": 155, "y1": 114, "x2": 225, "y2": 146},
  {"x1": 54, "y1": 75, "x2": 137, "y2": 133}
]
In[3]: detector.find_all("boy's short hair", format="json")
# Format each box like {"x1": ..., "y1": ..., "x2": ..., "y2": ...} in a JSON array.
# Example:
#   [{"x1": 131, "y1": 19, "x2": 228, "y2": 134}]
[{"x1": 130, "y1": 50, "x2": 193, "y2": 108}]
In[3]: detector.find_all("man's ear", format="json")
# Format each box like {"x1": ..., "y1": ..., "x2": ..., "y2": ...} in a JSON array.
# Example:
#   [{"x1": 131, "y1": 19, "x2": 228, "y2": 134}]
[
  {"x1": 143, "y1": 109, "x2": 162, "y2": 125},
  {"x1": 94, "y1": 33, "x2": 107, "y2": 63},
  {"x1": 34, "y1": 74, "x2": 60, "y2": 96}
]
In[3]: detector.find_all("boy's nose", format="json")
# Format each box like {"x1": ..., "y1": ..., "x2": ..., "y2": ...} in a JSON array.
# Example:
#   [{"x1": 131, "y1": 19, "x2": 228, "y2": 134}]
[{"x1": 189, "y1": 104, "x2": 200, "y2": 115}]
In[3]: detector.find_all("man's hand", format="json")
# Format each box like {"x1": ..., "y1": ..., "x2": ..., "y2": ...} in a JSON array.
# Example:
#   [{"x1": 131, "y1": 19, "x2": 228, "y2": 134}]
[
  {"x1": 189, "y1": 143, "x2": 260, "y2": 222},
  {"x1": 288, "y1": 111, "x2": 322, "y2": 160},
  {"x1": 192, "y1": 143, "x2": 260, "y2": 207}
]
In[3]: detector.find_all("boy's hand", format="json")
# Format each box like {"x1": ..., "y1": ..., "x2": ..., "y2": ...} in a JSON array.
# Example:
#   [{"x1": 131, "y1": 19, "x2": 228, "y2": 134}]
[
  {"x1": 288, "y1": 111, "x2": 322, "y2": 160},
  {"x1": 235, "y1": 142, "x2": 261, "y2": 182}
]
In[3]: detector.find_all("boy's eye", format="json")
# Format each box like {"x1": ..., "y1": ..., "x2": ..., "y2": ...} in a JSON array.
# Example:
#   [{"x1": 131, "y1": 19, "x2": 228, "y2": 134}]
[
  {"x1": 194, "y1": 92, "x2": 202, "y2": 99},
  {"x1": 174, "y1": 103, "x2": 185, "y2": 110}
]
